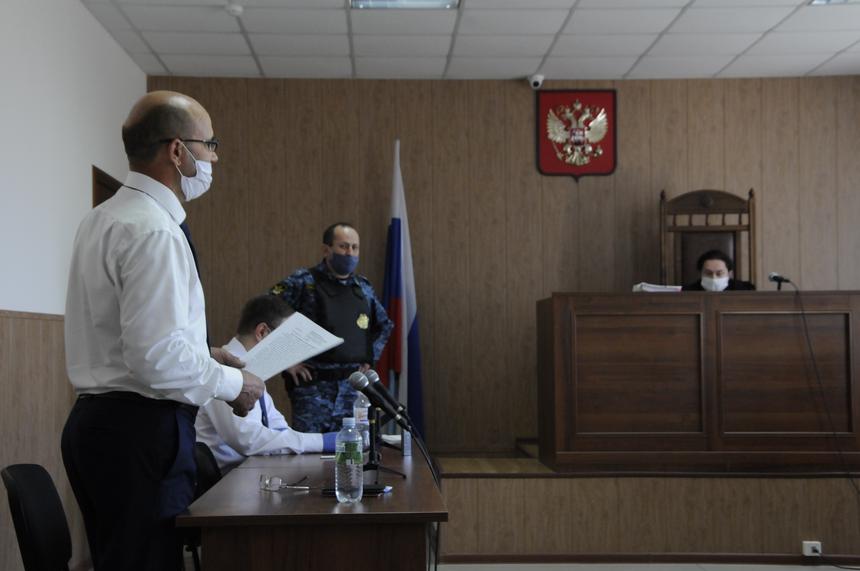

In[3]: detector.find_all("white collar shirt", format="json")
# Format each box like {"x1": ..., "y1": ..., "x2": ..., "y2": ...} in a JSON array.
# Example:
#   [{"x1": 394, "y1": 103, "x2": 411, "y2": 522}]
[
  {"x1": 195, "y1": 337, "x2": 324, "y2": 472},
  {"x1": 64, "y1": 171, "x2": 242, "y2": 405}
]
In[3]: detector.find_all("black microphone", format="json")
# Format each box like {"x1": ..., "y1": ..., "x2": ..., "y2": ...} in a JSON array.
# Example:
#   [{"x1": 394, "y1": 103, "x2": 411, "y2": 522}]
[
  {"x1": 365, "y1": 369, "x2": 410, "y2": 419},
  {"x1": 347, "y1": 372, "x2": 411, "y2": 432},
  {"x1": 768, "y1": 272, "x2": 791, "y2": 284}
]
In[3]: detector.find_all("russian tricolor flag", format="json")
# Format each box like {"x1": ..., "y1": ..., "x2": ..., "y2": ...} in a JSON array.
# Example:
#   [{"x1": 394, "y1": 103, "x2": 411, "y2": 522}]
[{"x1": 378, "y1": 140, "x2": 424, "y2": 437}]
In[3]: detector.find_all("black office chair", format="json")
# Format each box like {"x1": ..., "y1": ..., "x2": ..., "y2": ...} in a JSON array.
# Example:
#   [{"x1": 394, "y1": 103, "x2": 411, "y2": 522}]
[
  {"x1": 182, "y1": 443, "x2": 222, "y2": 571},
  {"x1": 1, "y1": 464, "x2": 72, "y2": 571},
  {"x1": 193, "y1": 442, "x2": 221, "y2": 500}
]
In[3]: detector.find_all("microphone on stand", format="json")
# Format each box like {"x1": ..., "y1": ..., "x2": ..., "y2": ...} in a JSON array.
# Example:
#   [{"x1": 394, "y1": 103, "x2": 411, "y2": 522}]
[
  {"x1": 768, "y1": 272, "x2": 791, "y2": 291},
  {"x1": 365, "y1": 369, "x2": 411, "y2": 420},
  {"x1": 347, "y1": 372, "x2": 411, "y2": 432}
]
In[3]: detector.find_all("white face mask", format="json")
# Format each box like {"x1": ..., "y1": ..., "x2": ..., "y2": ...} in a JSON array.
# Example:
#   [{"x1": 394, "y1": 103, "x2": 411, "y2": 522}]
[
  {"x1": 701, "y1": 276, "x2": 729, "y2": 292},
  {"x1": 176, "y1": 143, "x2": 212, "y2": 201}
]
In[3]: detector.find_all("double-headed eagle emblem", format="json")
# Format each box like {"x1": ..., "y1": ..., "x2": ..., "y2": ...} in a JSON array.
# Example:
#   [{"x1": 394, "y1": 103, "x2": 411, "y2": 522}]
[{"x1": 546, "y1": 100, "x2": 608, "y2": 167}]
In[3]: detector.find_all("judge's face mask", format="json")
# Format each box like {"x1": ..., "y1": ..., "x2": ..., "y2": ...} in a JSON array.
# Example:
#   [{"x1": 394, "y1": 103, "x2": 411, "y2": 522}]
[{"x1": 701, "y1": 276, "x2": 729, "y2": 292}]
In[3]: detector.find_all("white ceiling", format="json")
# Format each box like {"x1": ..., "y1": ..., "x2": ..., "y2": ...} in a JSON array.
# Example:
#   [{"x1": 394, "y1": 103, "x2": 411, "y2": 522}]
[{"x1": 80, "y1": 0, "x2": 860, "y2": 80}]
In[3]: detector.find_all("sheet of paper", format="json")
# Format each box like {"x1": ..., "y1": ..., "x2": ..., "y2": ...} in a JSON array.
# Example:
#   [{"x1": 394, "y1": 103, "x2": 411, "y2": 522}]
[
  {"x1": 242, "y1": 312, "x2": 343, "y2": 381},
  {"x1": 632, "y1": 282, "x2": 683, "y2": 293}
]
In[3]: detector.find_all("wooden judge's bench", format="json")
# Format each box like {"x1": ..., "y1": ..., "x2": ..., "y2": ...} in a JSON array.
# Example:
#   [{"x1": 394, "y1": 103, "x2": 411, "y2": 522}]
[{"x1": 537, "y1": 291, "x2": 860, "y2": 473}]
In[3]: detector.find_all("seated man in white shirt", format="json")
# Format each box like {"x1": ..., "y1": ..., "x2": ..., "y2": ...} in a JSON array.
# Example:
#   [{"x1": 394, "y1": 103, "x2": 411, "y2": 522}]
[{"x1": 196, "y1": 295, "x2": 338, "y2": 472}]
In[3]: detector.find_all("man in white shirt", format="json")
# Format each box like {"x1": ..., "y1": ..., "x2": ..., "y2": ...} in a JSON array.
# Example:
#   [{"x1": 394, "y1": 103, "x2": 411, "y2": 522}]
[
  {"x1": 61, "y1": 91, "x2": 265, "y2": 571},
  {"x1": 196, "y1": 295, "x2": 338, "y2": 473}
]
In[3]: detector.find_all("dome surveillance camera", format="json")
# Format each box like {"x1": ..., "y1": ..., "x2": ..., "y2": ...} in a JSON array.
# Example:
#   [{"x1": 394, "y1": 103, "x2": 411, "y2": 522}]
[{"x1": 528, "y1": 74, "x2": 544, "y2": 90}]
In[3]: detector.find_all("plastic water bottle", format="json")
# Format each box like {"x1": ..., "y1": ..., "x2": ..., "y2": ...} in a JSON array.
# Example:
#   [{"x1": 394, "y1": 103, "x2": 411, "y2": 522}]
[
  {"x1": 335, "y1": 417, "x2": 363, "y2": 504},
  {"x1": 353, "y1": 392, "x2": 371, "y2": 448}
]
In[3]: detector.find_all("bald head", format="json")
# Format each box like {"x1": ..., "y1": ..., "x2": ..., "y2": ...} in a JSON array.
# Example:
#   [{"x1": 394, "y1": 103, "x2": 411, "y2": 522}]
[{"x1": 121, "y1": 91, "x2": 209, "y2": 166}]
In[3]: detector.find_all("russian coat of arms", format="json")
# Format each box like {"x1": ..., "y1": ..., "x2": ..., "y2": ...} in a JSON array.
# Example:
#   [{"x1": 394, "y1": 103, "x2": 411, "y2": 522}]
[{"x1": 536, "y1": 90, "x2": 616, "y2": 180}]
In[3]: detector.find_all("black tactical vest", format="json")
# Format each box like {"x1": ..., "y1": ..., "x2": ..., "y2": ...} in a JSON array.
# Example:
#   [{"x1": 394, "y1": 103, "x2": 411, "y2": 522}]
[{"x1": 310, "y1": 268, "x2": 373, "y2": 363}]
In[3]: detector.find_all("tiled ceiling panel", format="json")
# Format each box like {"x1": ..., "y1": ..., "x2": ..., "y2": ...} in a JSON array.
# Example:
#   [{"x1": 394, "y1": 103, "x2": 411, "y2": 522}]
[{"x1": 80, "y1": 0, "x2": 860, "y2": 79}]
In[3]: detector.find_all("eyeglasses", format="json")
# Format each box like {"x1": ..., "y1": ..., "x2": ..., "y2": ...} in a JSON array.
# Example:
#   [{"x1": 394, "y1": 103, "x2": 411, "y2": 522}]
[
  {"x1": 159, "y1": 137, "x2": 219, "y2": 153},
  {"x1": 259, "y1": 474, "x2": 310, "y2": 492}
]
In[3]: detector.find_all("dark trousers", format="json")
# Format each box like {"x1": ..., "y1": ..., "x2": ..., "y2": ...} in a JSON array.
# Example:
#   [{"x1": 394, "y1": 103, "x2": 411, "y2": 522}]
[{"x1": 61, "y1": 394, "x2": 197, "y2": 571}]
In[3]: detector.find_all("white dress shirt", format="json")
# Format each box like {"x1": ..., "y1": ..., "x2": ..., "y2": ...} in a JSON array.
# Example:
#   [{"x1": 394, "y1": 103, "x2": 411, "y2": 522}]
[
  {"x1": 195, "y1": 338, "x2": 324, "y2": 471},
  {"x1": 64, "y1": 172, "x2": 243, "y2": 405}
]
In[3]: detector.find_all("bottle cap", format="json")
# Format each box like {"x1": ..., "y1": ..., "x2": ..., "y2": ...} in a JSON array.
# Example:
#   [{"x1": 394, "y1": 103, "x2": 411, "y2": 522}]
[{"x1": 342, "y1": 417, "x2": 356, "y2": 427}]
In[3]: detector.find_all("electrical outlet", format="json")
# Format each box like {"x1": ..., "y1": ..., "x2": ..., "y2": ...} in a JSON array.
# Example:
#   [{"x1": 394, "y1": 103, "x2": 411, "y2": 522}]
[{"x1": 802, "y1": 540, "x2": 822, "y2": 557}]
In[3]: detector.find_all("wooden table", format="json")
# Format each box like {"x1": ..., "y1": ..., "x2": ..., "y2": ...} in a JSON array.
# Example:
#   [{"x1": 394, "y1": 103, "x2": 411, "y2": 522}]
[{"x1": 177, "y1": 451, "x2": 447, "y2": 571}]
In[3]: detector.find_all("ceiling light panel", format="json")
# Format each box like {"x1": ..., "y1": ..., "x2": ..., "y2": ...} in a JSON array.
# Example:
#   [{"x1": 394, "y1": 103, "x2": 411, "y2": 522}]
[
  {"x1": 351, "y1": 0, "x2": 459, "y2": 8},
  {"x1": 351, "y1": 9, "x2": 457, "y2": 34}
]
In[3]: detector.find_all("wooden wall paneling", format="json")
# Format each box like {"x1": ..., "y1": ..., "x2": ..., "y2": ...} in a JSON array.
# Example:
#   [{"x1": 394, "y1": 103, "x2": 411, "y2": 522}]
[
  {"x1": 723, "y1": 79, "x2": 763, "y2": 284},
  {"x1": 440, "y1": 472, "x2": 860, "y2": 558},
  {"x1": 438, "y1": 479, "x2": 479, "y2": 556},
  {"x1": 687, "y1": 79, "x2": 725, "y2": 190},
  {"x1": 320, "y1": 80, "x2": 362, "y2": 257},
  {"x1": 475, "y1": 479, "x2": 527, "y2": 553},
  {"x1": 246, "y1": 79, "x2": 287, "y2": 295},
  {"x1": 245, "y1": 79, "x2": 290, "y2": 412},
  {"x1": 394, "y1": 81, "x2": 436, "y2": 439},
  {"x1": 281, "y1": 79, "x2": 324, "y2": 273},
  {"x1": 761, "y1": 79, "x2": 801, "y2": 290},
  {"x1": 837, "y1": 76, "x2": 860, "y2": 289},
  {"x1": 651, "y1": 80, "x2": 688, "y2": 284},
  {"x1": 0, "y1": 313, "x2": 87, "y2": 571},
  {"x1": 0, "y1": 314, "x2": 21, "y2": 571},
  {"x1": 802, "y1": 477, "x2": 860, "y2": 554},
  {"x1": 613, "y1": 477, "x2": 668, "y2": 552},
  {"x1": 574, "y1": 80, "x2": 616, "y2": 292},
  {"x1": 549, "y1": 477, "x2": 618, "y2": 553},
  {"x1": 466, "y1": 81, "x2": 510, "y2": 449},
  {"x1": 139, "y1": 76, "x2": 860, "y2": 452},
  {"x1": 798, "y1": 77, "x2": 839, "y2": 291},
  {"x1": 613, "y1": 80, "x2": 656, "y2": 288},
  {"x1": 504, "y1": 81, "x2": 542, "y2": 441},
  {"x1": 356, "y1": 80, "x2": 397, "y2": 289},
  {"x1": 267, "y1": 79, "x2": 324, "y2": 417},
  {"x1": 539, "y1": 173, "x2": 578, "y2": 297},
  {"x1": 660, "y1": 478, "x2": 762, "y2": 553},
  {"x1": 758, "y1": 479, "x2": 818, "y2": 553},
  {"x1": 651, "y1": 80, "x2": 689, "y2": 199},
  {"x1": 429, "y1": 81, "x2": 471, "y2": 448},
  {"x1": 205, "y1": 78, "x2": 250, "y2": 343}
]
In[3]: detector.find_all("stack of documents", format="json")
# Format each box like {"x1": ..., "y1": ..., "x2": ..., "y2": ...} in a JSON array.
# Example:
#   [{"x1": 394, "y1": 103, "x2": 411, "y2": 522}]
[{"x1": 632, "y1": 282, "x2": 682, "y2": 293}]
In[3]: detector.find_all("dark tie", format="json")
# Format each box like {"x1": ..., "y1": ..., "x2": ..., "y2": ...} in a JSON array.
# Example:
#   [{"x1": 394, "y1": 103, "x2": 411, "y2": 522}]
[
  {"x1": 179, "y1": 221, "x2": 200, "y2": 276},
  {"x1": 179, "y1": 220, "x2": 211, "y2": 348},
  {"x1": 259, "y1": 395, "x2": 269, "y2": 428}
]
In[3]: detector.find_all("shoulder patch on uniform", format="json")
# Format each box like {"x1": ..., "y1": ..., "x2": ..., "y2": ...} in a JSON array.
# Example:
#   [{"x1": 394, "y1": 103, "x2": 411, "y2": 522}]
[{"x1": 271, "y1": 283, "x2": 286, "y2": 295}]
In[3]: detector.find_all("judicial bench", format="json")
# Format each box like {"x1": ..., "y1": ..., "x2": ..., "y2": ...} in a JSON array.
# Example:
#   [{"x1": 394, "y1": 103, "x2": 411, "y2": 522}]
[
  {"x1": 437, "y1": 291, "x2": 860, "y2": 564},
  {"x1": 178, "y1": 452, "x2": 446, "y2": 571},
  {"x1": 537, "y1": 291, "x2": 860, "y2": 472}
]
